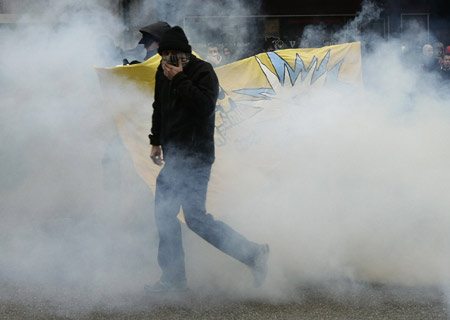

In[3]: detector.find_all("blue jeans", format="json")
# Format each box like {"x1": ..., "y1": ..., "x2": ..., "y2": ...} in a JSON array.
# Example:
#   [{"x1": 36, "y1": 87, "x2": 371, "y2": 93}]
[{"x1": 154, "y1": 158, "x2": 261, "y2": 285}]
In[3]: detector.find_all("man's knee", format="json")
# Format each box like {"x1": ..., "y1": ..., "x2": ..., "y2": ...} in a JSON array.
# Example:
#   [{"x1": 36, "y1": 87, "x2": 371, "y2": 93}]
[{"x1": 184, "y1": 210, "x2": 214, "y2": 231}]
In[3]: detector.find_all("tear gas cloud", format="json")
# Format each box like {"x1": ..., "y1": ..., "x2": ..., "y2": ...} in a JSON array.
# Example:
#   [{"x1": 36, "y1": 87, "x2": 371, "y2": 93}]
[{"x1": 1, "y1": 0, "x2": 450, "y2": 313}]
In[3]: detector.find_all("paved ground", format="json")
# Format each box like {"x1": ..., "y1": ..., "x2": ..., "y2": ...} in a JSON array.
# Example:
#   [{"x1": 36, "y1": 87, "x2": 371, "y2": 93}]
[{"x1": 1, "y1": 282, "x2": 449, "y2": 319}]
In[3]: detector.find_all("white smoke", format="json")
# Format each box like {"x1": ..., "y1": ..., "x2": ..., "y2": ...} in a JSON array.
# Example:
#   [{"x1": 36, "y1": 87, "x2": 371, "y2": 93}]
[
  {"x1": 300, "y1": 0, "x2": 384, "y2": 48},
  {"x1": 0, "y1": 0, "x2": 159, "y2": 312},
  {"x1": 208, "y1": 0, "x2": 450, "y2": 306},
  {"x1": 0, "y1": 0, "x2": 264, "y2": 313},
  {"x1": 186, "y1": 0, "x2": 450, "y2": 306}
]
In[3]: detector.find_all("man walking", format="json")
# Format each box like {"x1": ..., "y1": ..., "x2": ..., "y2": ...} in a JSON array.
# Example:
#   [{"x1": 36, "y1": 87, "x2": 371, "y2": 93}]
[{"x1": 146, "y1": 26, "x2": 269, "y2": 293}]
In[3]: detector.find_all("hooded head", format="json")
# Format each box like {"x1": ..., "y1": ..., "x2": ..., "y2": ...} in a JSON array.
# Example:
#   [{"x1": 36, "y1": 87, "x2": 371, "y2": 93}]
[
  {"x1": 158, "y1": 26, "x2": 192, "y2": 55},
  {"x1": 138, "y1": 21, "x2": 171, "y2": 48}
]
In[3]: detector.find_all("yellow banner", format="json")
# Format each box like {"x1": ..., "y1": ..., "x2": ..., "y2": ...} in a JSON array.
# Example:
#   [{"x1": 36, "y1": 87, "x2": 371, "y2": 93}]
[{"x1": 95, "y1": 42, "x2": 363, "y2": 210}]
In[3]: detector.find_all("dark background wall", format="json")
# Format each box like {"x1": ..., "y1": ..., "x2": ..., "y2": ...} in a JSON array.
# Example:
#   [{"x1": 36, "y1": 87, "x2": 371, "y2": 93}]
[
  {"x1": 258, "y1": 0, "x2": 450, "y2": 49},
  {"x1": 1, "y1": 0, "x2": 449, "y2": 49},
  {"x1": 261, "y1": 0, "x2": 449, "y2": 16},
  {"x1": 262, "y1": 0, "x2": 365, "y2": 15}
]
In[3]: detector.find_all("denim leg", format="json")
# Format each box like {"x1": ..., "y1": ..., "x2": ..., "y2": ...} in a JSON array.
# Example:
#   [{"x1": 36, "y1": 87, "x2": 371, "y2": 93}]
[
  {"x1": 181, "y1": 164, "x2": 261, "y2": 266},
  {"x1": 154, "y1": 164, "x2": 186, "y2": 284}
]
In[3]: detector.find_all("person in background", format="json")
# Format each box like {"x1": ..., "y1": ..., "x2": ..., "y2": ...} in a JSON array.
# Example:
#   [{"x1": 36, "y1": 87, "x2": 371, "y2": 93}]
[
  {"x1": 420, "y1": 44, "x2": 439, "y2": 72},
  {"x1": 206, "y1": 43, "x2": 225, "y2": 67},
  {"x1": 440, "y1": 53, "x2": 450, "y2": 81},
  {"x1": 434, "y1": 42, "x2": 444, "y2": 67},
  {"x1": 222, "y1": 45, "x2": 235, "y2": 64},
  {"x1": 146, "y1": 26, "x2": 269, "y2": 293},
  {"x1": 446, "y1": 46, "x2": 450, "y2": 55},
  {"x1": 139, "y1": 21, "x2": 171, "y2": 61},
  {"x1": 123, "y1": 21, "x2": 171, "y2": 65}
]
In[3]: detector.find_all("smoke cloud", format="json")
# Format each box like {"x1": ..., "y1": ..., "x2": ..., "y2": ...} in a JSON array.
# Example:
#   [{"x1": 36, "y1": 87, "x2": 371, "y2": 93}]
[{"x1": 1, "y1": 0, "x2": 450, "y2": 315}]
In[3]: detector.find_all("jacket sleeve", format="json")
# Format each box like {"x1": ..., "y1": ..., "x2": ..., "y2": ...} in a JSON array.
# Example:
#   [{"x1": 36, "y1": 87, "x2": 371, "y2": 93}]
[
  {"x1": 171, "y1": 62, "x2": 219, "y2": 118},
  {"x1": 148, "y1": 69, "x2": 162, "y2": 145}
]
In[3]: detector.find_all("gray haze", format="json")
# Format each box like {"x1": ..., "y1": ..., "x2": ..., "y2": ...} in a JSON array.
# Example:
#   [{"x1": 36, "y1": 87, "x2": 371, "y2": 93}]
[{"x1": 1, "y1": 0, "x2": 450, "y2": 314}]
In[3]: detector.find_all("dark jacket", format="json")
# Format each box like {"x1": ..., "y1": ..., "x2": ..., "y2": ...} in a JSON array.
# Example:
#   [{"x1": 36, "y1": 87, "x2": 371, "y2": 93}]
[
  {"x1": 149, "y1": 55, "x2": 219, "y2": 164},
  {"x1": 440, "y1": 67, "x2": 450, "y2": 81}
]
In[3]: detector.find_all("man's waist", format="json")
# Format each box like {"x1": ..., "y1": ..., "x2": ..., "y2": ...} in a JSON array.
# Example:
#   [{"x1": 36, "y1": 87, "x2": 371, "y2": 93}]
[{"x1": 162, "y1": 142, "x2": 215, "y2": 164}]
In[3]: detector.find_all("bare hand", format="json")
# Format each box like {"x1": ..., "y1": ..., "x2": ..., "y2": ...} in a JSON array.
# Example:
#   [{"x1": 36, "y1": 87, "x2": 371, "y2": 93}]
[
  {"x1": 150, "y1": 145, "x2": 163, "y2": 166},
  {"x1": 162, "y1": 58, "x2": 182, "y2": 80}
]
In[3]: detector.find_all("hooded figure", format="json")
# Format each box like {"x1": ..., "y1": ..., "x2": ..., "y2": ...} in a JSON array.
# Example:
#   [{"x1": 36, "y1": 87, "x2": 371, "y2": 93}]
[
  {"x1": 146, "y1": 26, "x2": 270, "y2": 293},
  {"x1": 122, "y1": 21, "x2": 171, "y2": 65},
  {"x1": 138, "y1": 21, "x2": 171, "y2": 61}
]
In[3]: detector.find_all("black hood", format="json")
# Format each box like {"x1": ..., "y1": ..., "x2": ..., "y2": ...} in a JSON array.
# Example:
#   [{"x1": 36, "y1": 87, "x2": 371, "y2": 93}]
[{"x1": 138, "y1": 21, "x2": 171, "y2": 44}]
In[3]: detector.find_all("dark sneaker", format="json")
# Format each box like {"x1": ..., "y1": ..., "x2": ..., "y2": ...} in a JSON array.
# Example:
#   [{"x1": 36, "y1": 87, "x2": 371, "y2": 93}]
[
  {"x1": 144, "y1": 280, "x2": 188, "y2": 294},
  {"x1": 250, "y1": 244, "x2": 270, "y2": 288}
]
